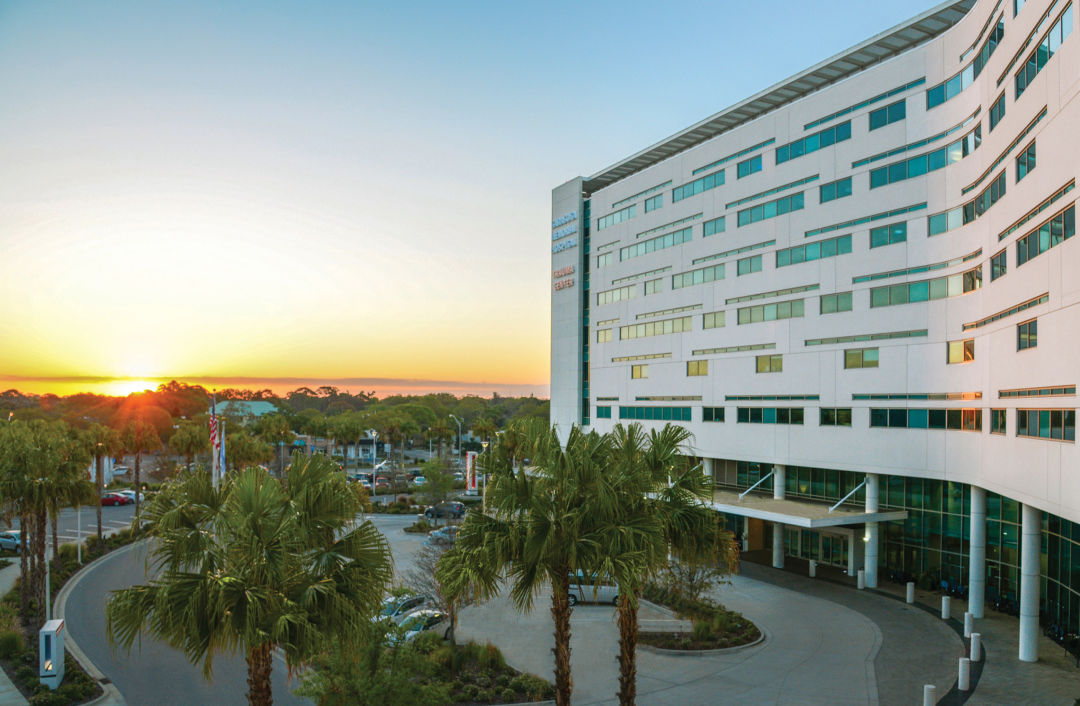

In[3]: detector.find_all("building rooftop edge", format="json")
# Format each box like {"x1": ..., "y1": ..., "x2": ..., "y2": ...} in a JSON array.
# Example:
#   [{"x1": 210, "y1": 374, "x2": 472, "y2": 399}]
[{"x1": 580, "y1": 0, "x2": 976, "y2": 197}]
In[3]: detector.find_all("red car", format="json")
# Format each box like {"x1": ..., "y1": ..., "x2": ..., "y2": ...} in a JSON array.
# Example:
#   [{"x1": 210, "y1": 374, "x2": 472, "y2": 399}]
[{"x1": 101, "y1": 492, "x2": 133, "y2": 506}]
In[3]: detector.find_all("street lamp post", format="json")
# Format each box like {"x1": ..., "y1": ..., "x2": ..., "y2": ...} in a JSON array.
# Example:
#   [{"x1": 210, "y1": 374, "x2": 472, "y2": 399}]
[
  {"x1": 480, "y1": 440, "x2": 489, "y2": 513},
  {"x1": 369, "y1": 429, "x2": 379, "y2": 469},
  {"x1": 449, "y1": 414, "x2": 463, "y2": 465}
]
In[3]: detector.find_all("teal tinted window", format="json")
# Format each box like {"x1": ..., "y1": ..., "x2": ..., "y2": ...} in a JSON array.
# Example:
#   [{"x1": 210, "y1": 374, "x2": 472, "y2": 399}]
[
  {"x1": 870, "y1": 126, "x2": 980, "y2": 189},
  {"x1": 1016, "y1": 141, "x2": 1036, "y2": 182},
  {"x1": 703, "y1": 216, "x2": 726, "y2": 237},
  {"x1": 737, "y1": 155, "x2": 762, "y2": 179},
  {"x1": 989, "y1": 93, "x2": 1006, "y2": 131},
  {"x1": 820, "y1": 177, "x2": 852, "y2": 203},
  {"x1": 645, "y1": 194, "x2": 663, "y2": 212},
  {"x1": 869, "y1": 99, "x2": 906, "y2": 130},
  {"x1": 1016, "y1": 7, "x2": 1073, "y2": 99},
  {"x1": 870, "y1": 222, "x2": 907, "y2": 248},
  {"x1": 775, "y1": 122, "x2": 851, "y2": 164}
]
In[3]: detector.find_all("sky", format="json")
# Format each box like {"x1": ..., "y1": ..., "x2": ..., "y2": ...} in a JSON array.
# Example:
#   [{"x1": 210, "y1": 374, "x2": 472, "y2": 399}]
[{"x1": 0, "y1": 0, "x2": 937, "y2": 398}]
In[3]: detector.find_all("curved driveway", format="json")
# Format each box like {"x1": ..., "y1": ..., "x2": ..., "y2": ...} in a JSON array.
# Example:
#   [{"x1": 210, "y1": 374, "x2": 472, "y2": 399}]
[{"x1": 63, "y1": 542, "x2": 310, "y2": 706}]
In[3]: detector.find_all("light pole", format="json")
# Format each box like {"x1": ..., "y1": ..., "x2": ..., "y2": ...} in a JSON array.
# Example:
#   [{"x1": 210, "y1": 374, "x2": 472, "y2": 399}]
[
  {"x1": 369, "y1": 429, "x2": 379, "y2": 469},
  {"x1": 449, "y1": 414, "x2": 463, "y2": 465},
  {"x1": 480, "y1": 440, "x2": 489, "y2": 513}
]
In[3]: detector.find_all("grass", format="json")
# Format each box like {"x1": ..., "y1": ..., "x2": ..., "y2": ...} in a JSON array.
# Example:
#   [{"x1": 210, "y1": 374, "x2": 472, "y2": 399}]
[
  {"x1": 640, "y1": 582, "x2": 760, "y2": 650},
  {"x1": 0, "y1": 526, "x2": 146, "y2": 705}
]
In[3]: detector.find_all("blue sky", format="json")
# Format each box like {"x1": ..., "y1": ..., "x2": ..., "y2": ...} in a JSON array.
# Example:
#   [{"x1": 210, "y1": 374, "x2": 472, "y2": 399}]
[{"x1": 0, "y1": 0, "x2": 938, "y2": 396}]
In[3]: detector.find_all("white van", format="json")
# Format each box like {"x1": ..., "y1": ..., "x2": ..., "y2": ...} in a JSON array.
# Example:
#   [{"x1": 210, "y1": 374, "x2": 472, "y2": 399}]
[{"x1": 568, "y1": 571, "x2": 618, "y2": 606}]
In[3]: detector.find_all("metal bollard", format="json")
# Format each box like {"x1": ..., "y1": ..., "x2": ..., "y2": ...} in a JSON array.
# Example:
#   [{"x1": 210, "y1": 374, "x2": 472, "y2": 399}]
[
  {"x1": 971, "y1": 633, "x2": 982, "y2": 662},
  {"x1": 941, "y1": 595, "x2": 951, "y2": 620},
  {"x1": 923, "y1": 684, "x2": 936, "y2": 705},
  {"x1": 906, "y1": 581, "x2": 915, "y2": 604},
  {"x1": 964, "y1": 611, "x2": 973, "y2": 638},
  {"x1": 809, "y1": 560, "x2": 817, "y2": 578},
  {"x1": 857, "y1": 568, "x2": 865, "y2": 589},
  {"x1": 958, "y1": 657, "x2": 971, "y2": 691}
]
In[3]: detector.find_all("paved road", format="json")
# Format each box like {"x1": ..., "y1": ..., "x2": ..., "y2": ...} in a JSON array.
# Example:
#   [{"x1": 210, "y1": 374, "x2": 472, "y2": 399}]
[
  {"x1": 64, "y1": 541, "x2": 310, "y2": 706},
  {"x1": 8, "y1": 504, "x2": 136, "y2": 546}
]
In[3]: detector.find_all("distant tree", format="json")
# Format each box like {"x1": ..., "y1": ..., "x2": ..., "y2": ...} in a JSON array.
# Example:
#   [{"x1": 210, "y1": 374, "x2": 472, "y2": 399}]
[
  {"x1": 120, "y1": 418, "x2": 162, "y2": 517},
  {"x1": 225, "y1": 431, "x2": 274, "y2": 471},
  {"x1": 169, "y1": 420, "x2": 209, "y2": 471},
  {"x1": 331, "y1": 413, "x2": 365, "y2": 471},
  {"x1": 85, "y1": 423, "x2": 122, "y2": 544}
]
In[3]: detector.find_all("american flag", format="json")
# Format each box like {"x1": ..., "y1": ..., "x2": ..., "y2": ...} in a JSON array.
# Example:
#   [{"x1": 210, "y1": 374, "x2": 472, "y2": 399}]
[{"x1": 209, "y1": 397, "x2": 220, "y2": 451}]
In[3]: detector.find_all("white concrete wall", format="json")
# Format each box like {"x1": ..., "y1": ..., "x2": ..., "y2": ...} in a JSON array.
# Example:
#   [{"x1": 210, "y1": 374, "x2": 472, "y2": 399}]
[{"x1": 554, "y1": 0, "x2": 1080, "y2": 523}]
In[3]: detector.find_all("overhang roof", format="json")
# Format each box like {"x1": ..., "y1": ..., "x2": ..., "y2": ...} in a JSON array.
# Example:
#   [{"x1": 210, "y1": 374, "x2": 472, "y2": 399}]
[
  {"x1": 710, "y1": 489, "x2": 907, "y2": 529},
  {"x1": 582, "y1": 0, "x2": 975, "y2": 196}
]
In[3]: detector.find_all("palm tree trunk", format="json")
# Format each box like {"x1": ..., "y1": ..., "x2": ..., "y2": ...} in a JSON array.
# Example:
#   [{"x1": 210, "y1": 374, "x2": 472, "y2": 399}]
[
  {"x1": 50, "y1": 511, "x2": 58, "y2": 564},
  {"x1": 245, "y1": 642, "x2": 273, "y2": 706},
  {"x1": 96, "y1": 455, "x2": 104, "y2": 545},
  {"x1": 550, "y1": 569, "x2": 574, "y2": 706},
  {"x1": 33, "y1": 510, "x2": 47, "y2": 626},
  {"x1": 616, "y1": 591, "x2": 640, "y2": 705},
  {"x1": 18, "y1": 516, "x2": 29, "y2": 619}
]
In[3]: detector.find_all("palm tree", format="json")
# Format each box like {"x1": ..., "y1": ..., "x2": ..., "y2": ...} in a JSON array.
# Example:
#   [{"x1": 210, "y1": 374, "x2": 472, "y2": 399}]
[
  {"x1": 427, "y1": 419, "x2": 452, "y2": 460},
  {"x1": 86, "y1": 423, "x2": 122, "y2": 544},
  {"x1": 46, "y1": 426, "x2": 93, "y2": 562},
  {"x1": 436, "y1": 546, "x2": 500, "y2": 646},
  {"x1": 472, "y1": 417, "x2": 498, "y2": 446},
  {"x1": 330, "y1": 413, "x2": 364, "y2": 471},
  {"x1": 120, "y1": 418, "x2": 162, "y2": 518},
  {"x1": 599, "y1": 423, "x2": 736, "y2": 705},
  {"x1": 107, "y1": 453, "x2": 394, "y2": 706},
  {"x1": 168, "y1": 420, "x2": 209, "y2": 472},
  {"x1": 455, "y1": 422, "x2": 612, "y2": 706}
]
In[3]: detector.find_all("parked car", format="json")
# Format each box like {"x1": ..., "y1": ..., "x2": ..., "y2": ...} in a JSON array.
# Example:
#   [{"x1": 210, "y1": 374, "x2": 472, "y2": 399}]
[
  {"x1": 411, "y1": 476, "x2": 427, "y2": 487},
  {"x1": 374, "y1": 593, "x2": 429, "y2": 623},
  {"x1": 568, "y1": 571, "x2": 618, "y2": 606},
  {"x1": 424, "y1": 501, "x2": 465, "y2": 520},
  {"x1": 112, "y1": 466, "x2": 131, "y2": 477},
  {"x1": 118, "y1": 490, "x2": 145, "y2": 503},
  {"x1": 0, "y1": 530, "x2": 21, "y2": 553},
  {"x1": 101, "y1": 492, "x2": 133, "y2": 506},
  {"x1": 359, "y1": 480, "x2": 373, "y2": 491},
  {"x1": 396, "y1": 609, "x2": 448, "y2": 642},
  {"x1": 452, "y1": 472, "x2": 465, "y2": 482},
  {"x1": 427, "y1": 526, "x2": 458, "y2": 546},
  {"x1": 373, "y1": 478, "x2": 391, "y2": 491}
]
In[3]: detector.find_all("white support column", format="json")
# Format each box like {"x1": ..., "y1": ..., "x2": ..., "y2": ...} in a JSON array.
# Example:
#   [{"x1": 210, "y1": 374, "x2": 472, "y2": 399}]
[
  {"x1": 772, "y1": 522, "x2": 784, "y2": 569},
  {"x1": 773, "y1": 464, "x2": 786, "y2": 500},
  {"x1": 703, "y1": 458, "x2": 715, "y2": 481},
  {"x1": 1019, "y1": 503, "x2": 1041, "y2": 662},
  {"x1": 865, "y1": 473, "x2": 880, "y2": 589},
  {"x1": 969, "y1": 486, "x2": 987, "y2": 619}
]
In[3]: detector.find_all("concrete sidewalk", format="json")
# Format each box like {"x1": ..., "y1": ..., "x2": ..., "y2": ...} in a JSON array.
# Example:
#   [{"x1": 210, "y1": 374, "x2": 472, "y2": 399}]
[{"x1": 0, "y1": 562, "x2": 26, "y2": 706}]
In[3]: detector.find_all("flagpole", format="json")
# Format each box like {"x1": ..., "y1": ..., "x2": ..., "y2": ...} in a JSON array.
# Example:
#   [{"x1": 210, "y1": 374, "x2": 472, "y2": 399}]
[{"x1": 211, "y1": 394, "x2": 219, "y2": 489}]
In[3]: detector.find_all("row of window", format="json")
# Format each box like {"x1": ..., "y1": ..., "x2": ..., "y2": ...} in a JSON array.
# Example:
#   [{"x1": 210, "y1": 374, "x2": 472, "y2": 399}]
[
  {"x1": 596, "y1": 284, "x2": 635, "y2": 306},
  {"x1": 820, "y1": 291, "x2": 854, "y2": 314},
  {"x1": 1016, "y1": 5, "x2": 1073, "y2": 99},
  {"x1": 645, "y1": 194, "x2": 663, "y2": 212},
  {"x1": 804, "y1": 78, "x2": 925, "y2": 130},
  {"x1": 737, "y1": 255, "x2": 762, "y2": 276},
  {"x1": 737, "y1": 297, "x2": 806, "y2": 324},
  {"x1": 703, "y1": 216, "x2": 726, "y2": 236},
  {"x1": 619, "y1": 315, "x2": 692, "y2": 340},
  {"x1": 776, "y1": 233, "x2": 852, "y2": 268},
  {"x1": 596, "y1": 405, "x2": 1076, "y2": 440},
  {"x1": 869, "y1": 126, "x2": 980, "y2": 189},
  {"x1": 1017, "y1": 205, "x2": 1075, "y2": 266},
  {"x1": 776, "y1": 122, "x2": 852, "y2": 164},
  {"x1": 736, "y1": 192, "x2": 805, "y2": 227},
  {"x1": 598, "y1": 204, "x2": 635, "y2": 231},
  {"x1": 871, "y1": 408, "x2": 983, "y2": 431},
  {"x1": 871, "y1": 222, "x2": 908, "y2": 249},
  {"x1": 672, "y1": 168, "x2": 726, "y2": 203},
  {"x1": 869, "y1": 100, "x2": 907, "y2": 131},
  {"x1": 755, "y1": 354, "x2": 783, "y2": 373},
  {"x1": 819, "y1": 177, "x2": 852, "y2": 203},
  {"x1": 926, "y1": 18, "x2": 1003, "y2": 108},
  {"x1": 869, "y1": 266, "x2": 982, "y2": 308},
  {"x1": 1016, "y1": 141, "x2": 1037, "y2": 182},
  {"x1": 672, "y1": 263, "x2": 724, "y2": 290},
  {"x1": 619, "y1": 226, "x2": 691, "y2": 261},
  {"x1": 737, "y1": 155, "x2": 762, "y2": 179}
]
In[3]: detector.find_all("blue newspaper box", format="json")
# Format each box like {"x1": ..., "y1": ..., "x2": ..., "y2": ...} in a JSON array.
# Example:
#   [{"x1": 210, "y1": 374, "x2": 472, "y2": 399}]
[{"x1": 39, "y1": 619, "x2": 65, "y2": 690}]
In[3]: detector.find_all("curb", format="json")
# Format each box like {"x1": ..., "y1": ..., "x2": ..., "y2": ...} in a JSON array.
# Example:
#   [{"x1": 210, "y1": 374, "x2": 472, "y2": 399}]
[
  {"x1": 55, "y1": 540, "x2": 145, "y2": 706},
  {"x1": 638, "y1": 627, "x2": 768, "y2": 657}
]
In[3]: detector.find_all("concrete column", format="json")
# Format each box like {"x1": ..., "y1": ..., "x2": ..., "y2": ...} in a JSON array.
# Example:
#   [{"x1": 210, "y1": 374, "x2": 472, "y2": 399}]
[
  {"x1": 971, "y1": 633, "x2": 982, "y2": 662},
  {"x1": 865, "y1": 473, "x2": 880, "y2": 588},
  {"x1": 773, "y1": 464, "x2": 786, "y2": 500},
  {"x1": 922, "y1": 685, "x2": 936, "y2": 706},
  {"x1": 703, "y1": 458, "x2": 715, "y2": 480},
  {"x1": 958, "y1": 657, "x2": 971, "y2": 691},
  {"x1": 742, "y1": 516, "x2": 750, "y2": 552},
  {"x1": 969, "y1": 486, "x2": 987, "y2": 619},
  {"x1": 1019, "y1": 503, "x2": 1041, "y2": 662},
  {"x1": 772, "y1": 522, "x2": 784, "y2": 569}
]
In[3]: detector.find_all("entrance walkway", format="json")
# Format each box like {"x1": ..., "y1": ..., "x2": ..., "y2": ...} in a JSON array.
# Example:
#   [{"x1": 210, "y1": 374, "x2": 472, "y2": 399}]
[
  {"x1": 457, "y1": 559, "x2": 968, "y2": 705},
  {"x1": 743, "y1": 551, "x2": 1080, "y2": 704}
]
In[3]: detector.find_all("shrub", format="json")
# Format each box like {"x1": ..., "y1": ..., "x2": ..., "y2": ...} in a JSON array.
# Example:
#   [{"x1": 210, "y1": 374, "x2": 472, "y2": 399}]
[
  {"x1": 692, "y1": 620, "x2": 711, "y2": 642},
  {"x1": 476, "y1": 688, "x2": 494, "y2": 703},
  {"x1": 495, "y1": 673, "x2": 511, "y2": 688},
  {"x1": 500, "y1": 687, "x2": 517, "y2": 703},
  {"x1": 0, "y1": 630, "x2": 24, "y2": 659},
  {"x1": 463, "y1": 684, "x2": 480, "y2": 700},
  {"x1": 476, "y1": 674, "x2": 491, "y2": 689},
  {"x1": 28, "y1": 691, "x2": 67, "y2": 706},
  {"x1": 15, "y1": 664, "x2": 36, "y2": 687},
  {"x1": 478, "y1": 642, "x2": 506, "y2": 671}
]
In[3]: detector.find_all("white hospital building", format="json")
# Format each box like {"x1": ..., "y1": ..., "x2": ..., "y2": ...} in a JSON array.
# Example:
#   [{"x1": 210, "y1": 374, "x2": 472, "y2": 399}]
[{"x1": 550, "y1": 0, "x2": 1078, "y2": 661}]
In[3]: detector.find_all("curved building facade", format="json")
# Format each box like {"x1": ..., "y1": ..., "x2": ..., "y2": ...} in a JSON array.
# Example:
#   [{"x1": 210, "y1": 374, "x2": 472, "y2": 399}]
[{"x1": 550, "y1": 0, "x2": 1080, "y2": 661}]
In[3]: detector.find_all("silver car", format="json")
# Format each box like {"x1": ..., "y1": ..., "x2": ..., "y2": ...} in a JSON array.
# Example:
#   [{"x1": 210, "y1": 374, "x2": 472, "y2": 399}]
[
  {"x1": 0, "y1": 530, "x2": 20, "y2": 553},
  {"x1": 568, "y1": 571, "x2": 618, "y2": 606}
]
